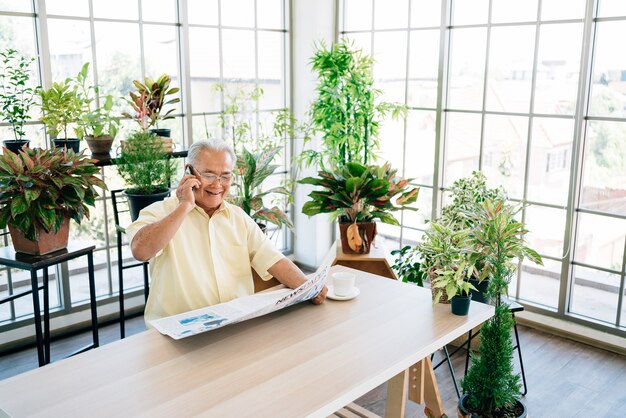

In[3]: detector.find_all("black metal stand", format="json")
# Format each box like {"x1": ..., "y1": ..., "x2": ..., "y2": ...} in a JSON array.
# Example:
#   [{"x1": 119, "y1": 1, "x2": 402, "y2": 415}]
[{"x1": 0, "y1": 243, "x2": 99, "y2": 366}]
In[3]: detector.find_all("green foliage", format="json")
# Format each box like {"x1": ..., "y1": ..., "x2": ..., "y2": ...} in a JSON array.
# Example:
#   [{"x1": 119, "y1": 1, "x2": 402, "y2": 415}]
[
  {"x1": 117, "y1": 130, "x2": 175, "y2": 195},
  {"x1": 0, "y1": 49, "x2": 38, "y2": 140},
  {"x1": 123, "y1": 73, "x2": 180, "y2": 131},
  {"x1": 74, "y1": 62, "x2": 120, "y2": 139},
  {"x1": 431, "y1": 260, "x2": 477, "y2": 301},
  {"x1": 38, "y1": 77, "x2": 83, "y2": 140},
  {"x1": 391, "y1": 245, "x2": 426, "y2": 287},
  {"x1": 303, "y1": 39, "x2": 407, "y2": 169},
  {"x1": 0, "y1": 147, "x2": 106, "y2": 241},
  {"x1": 300, "y1": 161, "x2": 419, "y2": 224},
  {"x1": 461, "y1": 198, "x2": 543, "y2": 415},
  {"x1": 462, "y1": 304, "x2": 520, "y2": 415},
  {"x1": 230, "y1": 146, "x2": 293, "y2": 230}
]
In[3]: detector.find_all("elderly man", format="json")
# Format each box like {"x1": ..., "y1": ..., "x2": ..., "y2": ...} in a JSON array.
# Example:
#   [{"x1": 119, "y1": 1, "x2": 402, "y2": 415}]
[{"x1": 127, "y1": 139, "x2": 327, "y2": 324}]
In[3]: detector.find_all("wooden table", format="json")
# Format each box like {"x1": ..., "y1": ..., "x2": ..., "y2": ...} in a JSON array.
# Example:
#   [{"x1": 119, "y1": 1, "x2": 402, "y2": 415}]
[{"x1": 0, "y1": 266, "x2": 493, "y2": 418}]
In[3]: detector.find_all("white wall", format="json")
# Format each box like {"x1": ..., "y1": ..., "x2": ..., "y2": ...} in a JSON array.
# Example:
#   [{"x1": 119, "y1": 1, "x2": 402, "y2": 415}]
[{"x1": 290, "y1": 0, "x2": 336, "y2": 268}]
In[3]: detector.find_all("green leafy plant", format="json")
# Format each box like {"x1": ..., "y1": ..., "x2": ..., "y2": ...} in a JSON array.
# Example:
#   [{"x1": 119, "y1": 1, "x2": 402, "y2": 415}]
[
  {"x1": 0, "y1": 147, "x2": 106, "y2": 241},
  {"x1": 117, "y1": 130, "x2": 175, "y2": 195},
  {"x1": 461, "y1": 199, "x2": 543, "y2": 416},
  {"x1": 38, "y1": 78, "x2": 83, "y2": 140},
  {"x1": 123, "y1": 74, "x2": 180, "y2": 131},
  {"x1": 229, "y1": 146, "x2": 293, "y2": 230},
  {"x1": 0, "y1": 49, "x2": 38, "y2": 140},
  {"x1": 300, "y1": 162, "x2": 419, "y2": 224},
  {"x1": 301, "y1": 40, "x2": 406, "y2": 169},
  {"x1": 391, "y1": 245, "x2": 426, "y2": 286},
  {"x1": 431, "y1": 260, "x2": 477, "y2": 302},
  {"x1": 74, "y1": 62, "x2": 120, "y2": 139}
]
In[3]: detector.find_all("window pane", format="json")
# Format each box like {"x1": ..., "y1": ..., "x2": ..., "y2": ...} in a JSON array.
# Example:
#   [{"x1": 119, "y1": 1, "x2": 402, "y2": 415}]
[
  {"x1": 374, "y1": 0, "x2": 409, "y2": 30},
  {"x1": 570, "y1": 266, "x2": 620, "y2": 325},
  {"x1": 342, "y1": 33, "x2": 372, "y2": 56},
  {"x1": 580, "y1": 121, "x2": 626, "y2": 217},
  {"x1": 189, "y1": 27, "x2": 221, "y2": 113},
  {"x1": 491, "y1": 0, "x2": 538, "y2": 23},
  {"x1": 187, "y1": 0, "x2": 218, "y2": 25},
  {"x1": 411, "y1": 0, "x2": 440, "y2": 28},
  {"x1": 344, "y1": 0, "x2": 372, "y2": 31},
  {"x1": 93, "y1": 0, "x2": 138, "y2": 20},
  {"x1": 443, "y1": 112, "x2": 482, "y2": 186},
  {"x1": 534, "y1": 23, "x2": 582, "y2": 115},
  {"x1": 47, "y1": 19, "x2": 92, "y2": 81},
  {"x1": 408, "y1": 29, "x2": 439, "y2": 108},
  {"x1": 485, "y1": 26, "x2": 535, "y2": 113},
  {"x1": 257, "y1": 0, "x2": 283, "y2": 29},
  {"x1": 518, "y1": 258, "x2": 561, "y2": 309},
  {"x1": 258, "y1": 31, "x2": 283, "y2": 81},
  {"x1": 143, "y1": 24, "x2": 182, "y2": 115},
  {"x1": 525, "y1": 205, "x2": 566, "y2": 259},
  {"x1": 222, "y1": 29, "x2": 255, "y2": 80},
  {"x1": 94, "y1": 22, "x2": 141, "y2": 100},
  {"x1": 527, "y1": 117, "x2": 574, "y2": 205},
  {"x1": 451, "y1": 0, "x2": 488, "y2": 26},
  {"x1": 0, "y1": 15, "x2": 37, "y2": 55},
  {"x1": 377, "y1": 117, "x2": 405, "y2": 170},
  {"x1": 0, "y1": 1, "x2": 31, "y2": 12},
  {"x1": 575, "y1": 213, "x2": 625, "y2": 271},
  {"x1": 448, "y1": 27, "x2": 487, "y2": 110},
  {"x1": 405, "y1": 110, "x2": 435, "y2": 185},
  {"x1": 401, "y1": 186, "x2": 432, "y2": 231},
  {"x1": 373, "y1": 31, "x2": 407, "y2": 83},
  {"x1": 598, "y1": 0, "x2": 626, "y2": 18},
  {"x1": 541, "y1": 0, "x2": 586, "y2": 21},
  {"x1": 481, "y1": 114, "x2": 528, "y2": 199},
  {"x1": 222, "y1": 0, "x2": 254, "y2": 27},
  {"x1": 192, "y1": 114, "x2": 220, "y2": 140},
  {"x1": 589, "y1": 21, "x2": 626, "y2": 118},
  {"x1": 46, "y1": 0, "x2": 89, "y2": 17},
  {"x1": 142, "y1": 0, "x2": 177, "y2": 23}
]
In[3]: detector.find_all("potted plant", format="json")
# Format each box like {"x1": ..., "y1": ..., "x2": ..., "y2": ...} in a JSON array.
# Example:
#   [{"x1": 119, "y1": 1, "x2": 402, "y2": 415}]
[
  {"x1": 123, "y1": 73, "x2": 180, "y2": 147},
  {"x1": 116, "y1": 130, "x2": 176, "y2": 220},
  {"x1": 300, "y1": 162, "x2": 419, "y2": 254},
  {"x1": 0, "y1": 147, "x2": 106, "y2": 255},
  {"x1": 0, "y1": 49, "x2": 38, "y2": 153},
  {"x1": 38, "y1": 77, "x2": 83, "y2": 153},
  {"x1": 300, "y1": 39, "x2": 406, "y2": 170},
  {"x1": 459, "y1": 199, "x2": 542, "y2": 418},
  {"x1": 74, "y1": 63, "x2": 120, "y2": 155},
  {"x1": 391, "y1": 245, "x2": 426, "y2": 287},
  {"x1": 229, "y1": 146, "x2": 293, "y2": 232},
  {"x1": 431, "y1": 259, "x2": 477, "y2": 315},
  {"x1": 417, "y1": 222, "x2": 475, "y2": 304}
]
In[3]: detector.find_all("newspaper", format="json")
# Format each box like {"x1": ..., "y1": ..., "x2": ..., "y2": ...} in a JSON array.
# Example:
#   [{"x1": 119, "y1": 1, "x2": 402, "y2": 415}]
[{"x1": 151, "y1": 260, "x2": 330, "y2": 340}]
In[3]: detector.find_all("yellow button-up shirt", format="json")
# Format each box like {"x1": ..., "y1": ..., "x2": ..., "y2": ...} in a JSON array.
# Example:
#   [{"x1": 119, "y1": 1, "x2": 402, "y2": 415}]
[{"x1": 126, "y1": 197, "x2": 285, "y2": 323}]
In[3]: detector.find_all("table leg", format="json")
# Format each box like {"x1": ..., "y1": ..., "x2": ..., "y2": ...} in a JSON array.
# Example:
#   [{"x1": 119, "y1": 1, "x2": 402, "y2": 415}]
[
  {"x1": 408, "y1": 358, "x2": 445, "y2": 418},
  {"x1": 29, "y1": 270, "x2": 44, "y2": 367},
  {"x1": 87, "y1": 251, "x2": 99, "y2": 347},
  {"x1": 384, "y1": 369, "x2": 408, "y2": 418},
  {"x1": 43, "y1": 267, "x2": 50, "y2": 364}
]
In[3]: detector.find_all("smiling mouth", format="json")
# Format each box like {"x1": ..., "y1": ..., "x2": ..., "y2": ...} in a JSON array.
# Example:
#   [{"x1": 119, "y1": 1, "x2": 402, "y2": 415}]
[{"x1": 206, "y1": 190, "x2": 222, "y2": 196}]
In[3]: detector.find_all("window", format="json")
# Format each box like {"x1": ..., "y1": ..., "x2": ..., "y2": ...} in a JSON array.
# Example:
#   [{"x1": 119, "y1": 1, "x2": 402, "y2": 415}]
[{"x1": 341, "y1": 0, "x2": 626, "y2": 337}]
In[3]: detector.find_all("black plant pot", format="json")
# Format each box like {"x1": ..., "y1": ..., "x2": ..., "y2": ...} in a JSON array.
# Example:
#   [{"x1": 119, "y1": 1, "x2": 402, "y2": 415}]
[
  {"x1": 125, "y1": 189, "x2": 171, "y2": 221},
  {"x1": 469, "y1": 277, "x2": 490, "y2": 304},
  {"x1": 149, "y1": 128, "x2": 171, "y2": 138},
  {"x1": 451, "y1": 294, "x2": 472, "y2": 316},
  {"x1": 53, "y1": 138, "x2": 81, "y2": 153},
  {"x1": 458, "y1": 394, "x2": 527, "y2": 418},
  {"x1": 3, "y1": 139, "x2": 30, "y2": 154}
]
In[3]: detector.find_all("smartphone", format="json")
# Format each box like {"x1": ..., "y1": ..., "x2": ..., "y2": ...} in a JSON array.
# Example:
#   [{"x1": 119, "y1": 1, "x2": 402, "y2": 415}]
[{"x1": 185, "y1": 165, "x2": 198, "y2": 190}]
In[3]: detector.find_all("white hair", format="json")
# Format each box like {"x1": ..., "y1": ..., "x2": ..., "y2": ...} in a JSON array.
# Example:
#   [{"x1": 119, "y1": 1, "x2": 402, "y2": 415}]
[{"x1": 188, "y1": 139, "x2": 237, "y2": 167}]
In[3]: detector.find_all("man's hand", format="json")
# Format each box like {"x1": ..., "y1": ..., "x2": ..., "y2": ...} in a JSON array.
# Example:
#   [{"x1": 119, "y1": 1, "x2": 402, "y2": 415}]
[
  {"x1": 310, "y1": 285, "x2": 328, "y2": 304},
  {"x1": 176, "y1": 171, "x2": 201, "y2": 207}
]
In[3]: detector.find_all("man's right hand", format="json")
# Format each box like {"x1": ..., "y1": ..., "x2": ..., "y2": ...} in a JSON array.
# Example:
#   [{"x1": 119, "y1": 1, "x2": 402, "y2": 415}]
[{"x1": 176, "y1": 173, "x2": 201, "y2": 208}]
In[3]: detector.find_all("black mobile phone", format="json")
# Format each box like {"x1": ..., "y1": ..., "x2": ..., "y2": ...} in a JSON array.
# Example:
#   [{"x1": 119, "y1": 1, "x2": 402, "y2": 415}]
[{"x1": 185, "y1": 165, "x2": 198, "y2": 190}]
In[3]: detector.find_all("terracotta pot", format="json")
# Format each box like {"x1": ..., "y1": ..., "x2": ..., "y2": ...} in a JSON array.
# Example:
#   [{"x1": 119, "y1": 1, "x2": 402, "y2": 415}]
[
  {"x1": 8, "y1": 218, "x2": 70, "y2": 255},
  {"x1": 457, "y1": 394, "x2": 528, "y2": 418},
  {"x1": 85, "y1": 135, "x2": 114, "y2": 155},
  {"x1": 121, "y1": 137, "x2": 173, "y2": 154},
  {"x1": 339, "y1": 221, "x2": 377, "y2": 254}
]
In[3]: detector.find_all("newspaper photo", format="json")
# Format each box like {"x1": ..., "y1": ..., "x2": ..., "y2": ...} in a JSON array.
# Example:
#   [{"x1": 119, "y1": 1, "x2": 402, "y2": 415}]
[{"x1": 151, "y1": 260, "x2": 331, "y2": 340}]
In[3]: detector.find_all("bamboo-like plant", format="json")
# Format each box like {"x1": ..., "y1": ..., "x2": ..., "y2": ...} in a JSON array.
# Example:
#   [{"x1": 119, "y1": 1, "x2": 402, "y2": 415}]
[{"x1": 301, "y1": 40, "x2": 406, "y2": 169}]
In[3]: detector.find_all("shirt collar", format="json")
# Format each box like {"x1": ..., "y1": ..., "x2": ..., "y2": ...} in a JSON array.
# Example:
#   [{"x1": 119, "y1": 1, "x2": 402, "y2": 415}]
[{"x1": 192, "y1": 200, "x2": 231, "y2": 220}]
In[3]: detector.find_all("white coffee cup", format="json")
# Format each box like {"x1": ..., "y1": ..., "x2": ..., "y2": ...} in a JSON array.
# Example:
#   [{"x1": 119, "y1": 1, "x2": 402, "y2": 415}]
[{"x1": 333, "y1": 272, "x2": 356, "y2": 297}]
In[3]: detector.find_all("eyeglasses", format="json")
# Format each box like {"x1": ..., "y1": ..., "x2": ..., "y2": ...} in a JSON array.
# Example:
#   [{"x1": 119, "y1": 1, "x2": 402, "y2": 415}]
[{"x1": 188, "y1": 165, "x2": 233, "y2": 185}]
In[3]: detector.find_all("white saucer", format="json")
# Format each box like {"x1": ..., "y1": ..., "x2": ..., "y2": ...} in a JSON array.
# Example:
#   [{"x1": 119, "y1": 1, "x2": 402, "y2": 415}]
[{"x1": 327, "y1": 285, "x2": 360, "y2": 301}]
